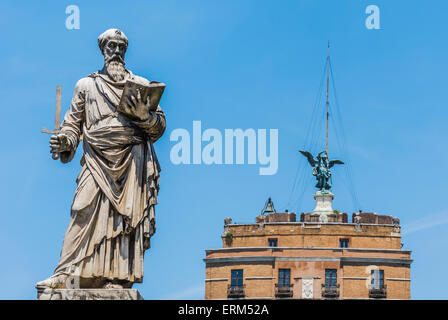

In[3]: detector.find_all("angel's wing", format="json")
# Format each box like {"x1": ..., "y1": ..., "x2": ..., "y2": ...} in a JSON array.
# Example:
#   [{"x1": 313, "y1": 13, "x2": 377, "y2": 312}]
[
  {"x1": 329, "y1": 160, "x2": 344, "y2": 168},
  {"x1": 299, "y1": 150, "x2": 316, "y2": 167}
]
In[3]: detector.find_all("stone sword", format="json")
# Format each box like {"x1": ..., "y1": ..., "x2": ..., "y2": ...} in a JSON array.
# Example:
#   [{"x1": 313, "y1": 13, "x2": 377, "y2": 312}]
[{"x1": 42, "y1": 85, "x2": 62, "y2": 160}]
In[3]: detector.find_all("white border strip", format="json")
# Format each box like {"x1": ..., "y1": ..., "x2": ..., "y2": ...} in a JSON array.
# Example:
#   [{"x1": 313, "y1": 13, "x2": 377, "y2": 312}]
[
  {"x1": 205, "y1": 278, "x2": 228, "y2": 282},
  {"x1": 386, "y1": 278, "x2": 411, "y2": 281}
]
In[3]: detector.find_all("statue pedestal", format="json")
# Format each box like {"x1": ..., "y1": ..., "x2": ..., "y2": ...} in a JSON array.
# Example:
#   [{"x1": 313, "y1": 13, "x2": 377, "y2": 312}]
[
  {"x1": 313, "y1": 190, "x2": 334, "y2": 223},
  {"x1": 37, "y1": 288, "x2": 143, "y2": 300}
]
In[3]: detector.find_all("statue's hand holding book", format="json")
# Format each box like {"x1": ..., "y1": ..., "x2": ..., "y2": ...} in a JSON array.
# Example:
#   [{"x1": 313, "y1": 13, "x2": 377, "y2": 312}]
[{"x1": 118, "y1": 80, "x2": 165, "y2": 122}]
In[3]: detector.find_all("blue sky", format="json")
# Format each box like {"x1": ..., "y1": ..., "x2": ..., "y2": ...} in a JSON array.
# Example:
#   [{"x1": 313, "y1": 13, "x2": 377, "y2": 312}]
[{"x1": 0, "y1": 0, "x2": 447, "y2": 299}]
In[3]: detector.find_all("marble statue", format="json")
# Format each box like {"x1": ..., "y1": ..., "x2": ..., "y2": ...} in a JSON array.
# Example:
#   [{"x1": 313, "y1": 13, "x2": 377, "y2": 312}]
[{"x1": 36, "y1": 28, "x2": 166, "y2": 291}]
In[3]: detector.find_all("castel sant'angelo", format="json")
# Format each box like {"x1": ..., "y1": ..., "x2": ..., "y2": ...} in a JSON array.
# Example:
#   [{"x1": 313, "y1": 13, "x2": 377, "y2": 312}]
[{"x1": 203, "y1": 151, "x2": 412, "y2": 300}]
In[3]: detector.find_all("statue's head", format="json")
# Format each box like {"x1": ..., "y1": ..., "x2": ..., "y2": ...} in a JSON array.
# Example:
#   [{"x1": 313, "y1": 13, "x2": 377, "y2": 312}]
[
  {"x1": 98, "y1": 28, "x2": 128, "y2": 81},
  {"x1": 317, "y1": 151, "x2": 328, "y2": 161}
]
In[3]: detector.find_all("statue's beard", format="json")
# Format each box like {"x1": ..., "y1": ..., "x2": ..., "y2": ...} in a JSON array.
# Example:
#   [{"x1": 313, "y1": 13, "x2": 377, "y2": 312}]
[{"x1": 105, "y1": 60, "x2": 126, "y2": 82}]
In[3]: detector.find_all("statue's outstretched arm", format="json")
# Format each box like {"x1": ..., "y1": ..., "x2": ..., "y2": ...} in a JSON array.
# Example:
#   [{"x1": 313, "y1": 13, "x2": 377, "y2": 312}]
[{"x1": 58, "y1": 79, "x2": 86, "y2": 163}]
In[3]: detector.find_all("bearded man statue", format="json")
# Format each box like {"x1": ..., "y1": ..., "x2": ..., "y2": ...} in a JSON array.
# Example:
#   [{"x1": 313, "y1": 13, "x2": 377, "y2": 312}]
[{"x1": 36, "y1": 28, "x2": 166, "y2": 290}]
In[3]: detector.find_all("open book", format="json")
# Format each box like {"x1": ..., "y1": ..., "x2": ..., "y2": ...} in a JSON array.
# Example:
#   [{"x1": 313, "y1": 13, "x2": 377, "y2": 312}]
[{"x1": 118, "y1": 80, "x2": 165, "y2": 117}]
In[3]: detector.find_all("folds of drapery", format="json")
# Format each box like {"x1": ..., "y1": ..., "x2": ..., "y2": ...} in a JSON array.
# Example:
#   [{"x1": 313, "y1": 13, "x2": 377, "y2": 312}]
[{"x1": 54, "y1": 134, "x2": 159, "y2": 283}]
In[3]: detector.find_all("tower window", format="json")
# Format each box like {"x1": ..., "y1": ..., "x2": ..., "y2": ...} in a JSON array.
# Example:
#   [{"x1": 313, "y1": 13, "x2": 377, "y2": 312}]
[
  {"x1": 325, "y1": 269, "x2": 337, "y2": 287},
  {"x1": 339, "y1": 238, "x2": 349, "y2": 248},
  {"x1": 278, "y1": 269, "x2": 291, "y2": 286},
  {"x1": 231, "y1": 269, "x2": 244, "y2": 287},
  {"x1": 371, "y1": 270, "x2": 384, "y2": 288},
  {"x1": 268, "y1": 238, "x2": 278, "y2": 247}
]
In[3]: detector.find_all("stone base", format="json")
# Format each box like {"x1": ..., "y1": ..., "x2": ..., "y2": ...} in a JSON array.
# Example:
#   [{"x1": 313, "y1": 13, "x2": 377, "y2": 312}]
[
  {"x1": 313, "y1": 190, "x2": 334, "y2": 222},
  {"x1": 37, "y1": 288, "x2": 143, "y2": 300}
]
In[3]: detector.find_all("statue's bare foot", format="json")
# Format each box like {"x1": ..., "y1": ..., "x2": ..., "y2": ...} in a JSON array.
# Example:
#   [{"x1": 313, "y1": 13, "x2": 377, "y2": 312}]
[
  {"x1": 103, "y1": 281, "x2": 123, "y2": 289},
  {"x1": 36, "y1": 274, "x2": 68, "y2": 289}
]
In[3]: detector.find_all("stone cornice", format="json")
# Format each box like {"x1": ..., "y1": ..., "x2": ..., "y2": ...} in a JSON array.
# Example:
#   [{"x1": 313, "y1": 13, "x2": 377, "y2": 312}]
[
  {"x1": 340, "y1": 257, "x2": 413, "y2": 266},
  {"x1": 203, "y1": 256, "x2": 413, "y2": 266},
  {"x1": 228, "y1": 222, "x2": 396, "y2": 227},
  {"x1": 205, "y1": 246, "x2": 411, "y2": 254}
]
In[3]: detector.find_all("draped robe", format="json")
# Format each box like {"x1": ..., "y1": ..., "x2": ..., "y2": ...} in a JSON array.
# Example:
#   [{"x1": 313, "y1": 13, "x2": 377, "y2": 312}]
[{"x1": 53, "y1": 70, "x2": 166, "y2": 287}]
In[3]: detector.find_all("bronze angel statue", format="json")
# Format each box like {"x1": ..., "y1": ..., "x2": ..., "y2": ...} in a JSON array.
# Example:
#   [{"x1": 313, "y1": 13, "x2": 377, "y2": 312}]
[{"x1": 299, "y1": 150, "x2": 344, "y2": 191}]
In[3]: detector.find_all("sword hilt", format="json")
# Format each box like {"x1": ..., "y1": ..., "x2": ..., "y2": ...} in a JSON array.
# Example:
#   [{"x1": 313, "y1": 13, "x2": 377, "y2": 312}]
[{"x1": 43, "y1": 128, "x2": 61, "y2": 160}]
